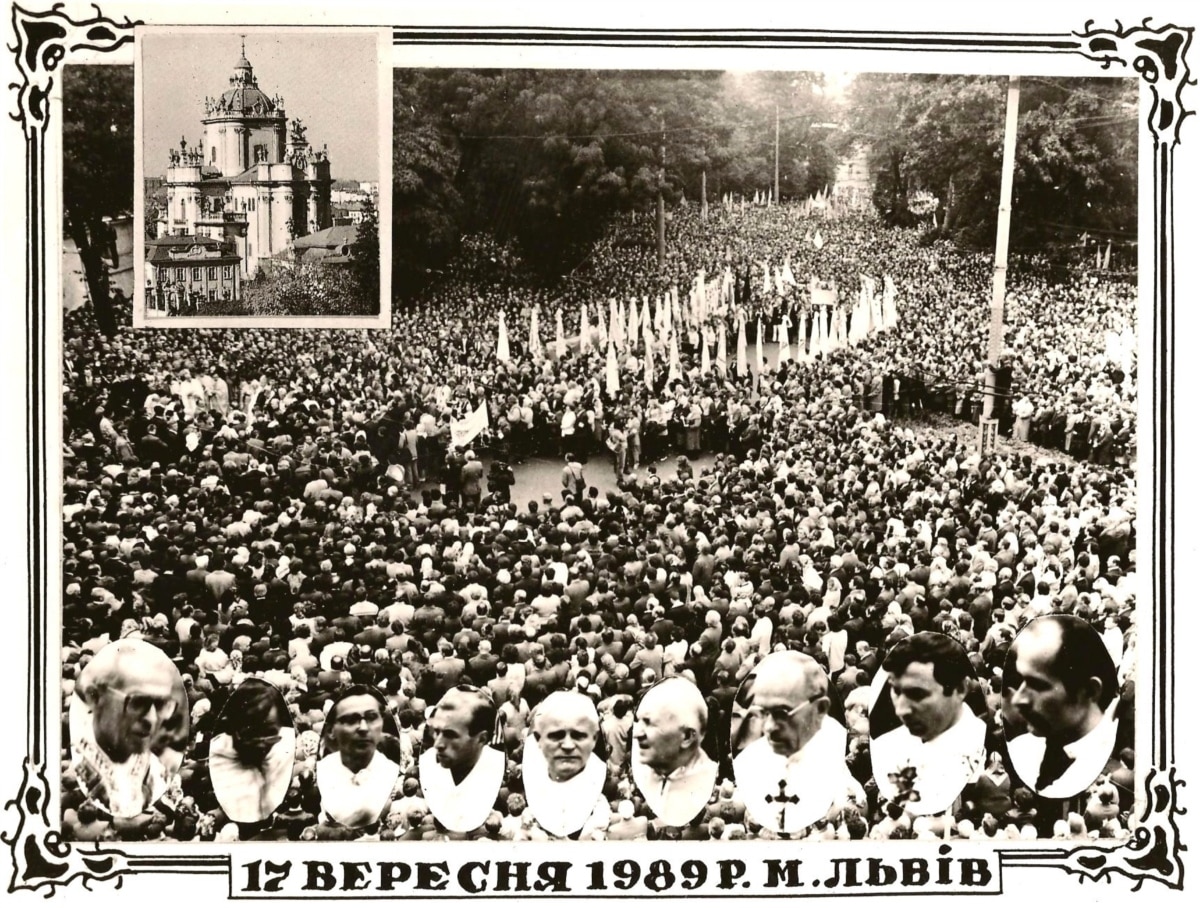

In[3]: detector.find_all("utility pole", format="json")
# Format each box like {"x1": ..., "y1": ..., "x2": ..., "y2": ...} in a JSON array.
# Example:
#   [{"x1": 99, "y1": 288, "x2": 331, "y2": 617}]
[
  {"x1": 980, "y1": 75, "x2": 1021, "y2": 455},
  {"x1": 657, "y1": 115, "x2": 666, "y2": 271},
  {"x1": 774, "y1": 104, "x2": 780, "y2": 205}
]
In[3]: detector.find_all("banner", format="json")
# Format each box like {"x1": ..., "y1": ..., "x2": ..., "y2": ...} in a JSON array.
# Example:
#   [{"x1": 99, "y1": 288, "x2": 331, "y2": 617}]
[
  {"x1": 605, "y1": 342, "x2": 620, "y2": 395},
  {"x1": 496, "y1": 311, "x2": 510, "y2": 362},
  {"x1": 450, "y1": 401, "x2": 489, "y2": 449}
]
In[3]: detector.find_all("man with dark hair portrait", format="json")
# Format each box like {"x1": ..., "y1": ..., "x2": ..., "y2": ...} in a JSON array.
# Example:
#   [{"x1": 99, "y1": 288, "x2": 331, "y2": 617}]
[
  {"x1": 1006, "y1": 615, "x2": 1120, "y2": 797},
  {"x1": 419, "y1": 685, "x2": 504, "y2": 832},
  {"x1": 871, "y1": 631, "x2": 987, "y2": 814},
  {"x1": 522, "y1": 690, "x2": 609, "y2": 838},
  {"x1": 209, "y1": 679, "x2": 296, "y2": 822},
  {"x1": 316, "y1": 686, "x2": 400, "y2": 828}
]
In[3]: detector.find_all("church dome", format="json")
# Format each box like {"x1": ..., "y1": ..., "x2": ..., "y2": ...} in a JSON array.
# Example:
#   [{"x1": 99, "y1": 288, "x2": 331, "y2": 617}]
[{"x1": 212, "y1": 43, "x2": 278, "y2": 116}]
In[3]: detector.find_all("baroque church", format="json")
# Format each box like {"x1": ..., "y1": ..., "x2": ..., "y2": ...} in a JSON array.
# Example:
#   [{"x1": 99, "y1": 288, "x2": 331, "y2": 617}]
[{"x1": 149, "y1": 41, "x2": 333, "y2": 309}]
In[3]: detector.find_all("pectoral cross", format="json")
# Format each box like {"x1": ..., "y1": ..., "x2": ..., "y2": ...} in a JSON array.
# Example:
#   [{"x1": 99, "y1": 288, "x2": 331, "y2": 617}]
[{"x1": 765, "y1": 778, "x2": 800, "y2": 831}]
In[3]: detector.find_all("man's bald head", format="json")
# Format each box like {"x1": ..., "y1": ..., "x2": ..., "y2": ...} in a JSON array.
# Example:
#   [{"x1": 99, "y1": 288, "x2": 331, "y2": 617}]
[
  {"x1": 634, "y1": 677, "x2": 707, "y2": 775},
  {"x1": 748, "y1": 652, "x2": 830, "y2": 758},
  {"x1": 78, "y1": 640, "x2": 180, "y2": 763}
]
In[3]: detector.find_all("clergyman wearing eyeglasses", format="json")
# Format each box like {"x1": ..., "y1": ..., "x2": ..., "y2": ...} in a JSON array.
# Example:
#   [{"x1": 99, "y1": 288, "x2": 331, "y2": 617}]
[
  {"x1": 70, "y1": 639, "x2": 185, "y2": 818},
  {"x1": 316, "y1": 686, "x2": 400, "y2": 828},
  {"x1": 732, "y1": 651, "x2": 864, "y2": 834}
]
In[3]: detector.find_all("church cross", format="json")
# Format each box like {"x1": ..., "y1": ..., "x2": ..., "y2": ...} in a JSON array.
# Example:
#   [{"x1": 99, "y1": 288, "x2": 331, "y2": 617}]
[{"x1": 764, "y1": 778, "x2": 800, "y2": 830}]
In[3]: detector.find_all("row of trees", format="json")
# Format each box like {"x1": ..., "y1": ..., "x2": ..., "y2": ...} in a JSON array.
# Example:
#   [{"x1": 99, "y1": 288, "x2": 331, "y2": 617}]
[
  {"x1": 842, "y1": 73, "x2": 1138, "y2": 249},
  {"x1": 394, "y1": 69, "x2": 1139, "y2": 294},
  {"x1": 393, "y1": 70, "x2": 840, "y2": 293}
]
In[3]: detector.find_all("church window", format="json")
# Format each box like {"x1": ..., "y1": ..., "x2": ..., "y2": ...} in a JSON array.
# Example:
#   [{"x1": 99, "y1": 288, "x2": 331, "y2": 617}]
[
  {"x1": 223, "y1": 265, "x2": 233, "y2": 280},
  {"x1": 207, "y1": 266, "x2": 217, "y2": 280},
  {"x1": 191, "y1": 267, "x2": 201, "y2": 281}
]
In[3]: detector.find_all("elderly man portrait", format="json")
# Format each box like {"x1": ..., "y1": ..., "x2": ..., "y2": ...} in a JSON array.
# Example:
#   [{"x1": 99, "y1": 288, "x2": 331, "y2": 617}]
[
  {"x1": 870, "y1": 631, "x2": 987, "y2": 815},
  {"x1": 1005, "y1": 615, "x2": 1120, "y2": 798},
  {"x1": 419, "y1": 685, "x2": 504, "y2": 833},
  {"x1": 69, "y1": 639, "x2": 184, "y2": 818},
  {"x1": 209, "y1": 679, "x2": 296, "y2": 823},
  {"x1": 522, "y1": 690, "x2": 610, "y2": 838},
  {"x1": 732, "y1": 651, "x2": 864, "y2": 835},
  {"x1": 631, "y1": 677, "x2": 719, "y2": 826},
  {"x1": 315, "y1": 686, "x2": 400, "y2": 828}
]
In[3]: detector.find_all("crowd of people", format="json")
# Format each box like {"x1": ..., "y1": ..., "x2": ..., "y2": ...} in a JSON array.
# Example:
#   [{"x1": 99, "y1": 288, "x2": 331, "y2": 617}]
[{"x1": 60, "y1": 202, "x2": 1139, "y2": 846}]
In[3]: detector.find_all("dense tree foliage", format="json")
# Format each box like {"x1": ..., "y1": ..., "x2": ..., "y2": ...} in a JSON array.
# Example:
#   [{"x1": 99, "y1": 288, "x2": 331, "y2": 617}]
[
  {"x1": 63, "y1": 65, "x2": 135, "y2": 336},
  {"x1": 392, "y1": 69, "x2": 839, "y2": 293},
  {"x1": 349, "y1": 193, "x2": 380, "y2": 304},
  {"x1": 841, "y1": 73, "x2": 1138, "y2": 250}
]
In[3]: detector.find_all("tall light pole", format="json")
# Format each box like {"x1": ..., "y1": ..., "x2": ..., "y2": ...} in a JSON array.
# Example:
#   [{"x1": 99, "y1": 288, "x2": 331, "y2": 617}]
[
  {"x1": 657, "y1": 115, "x2": 666, "y2": 271},
  {"x1": 981, "y1": 75, "x2": 1021, "y2": 454},
  {"x1": 774, "y1": 104, "x2": 780, "y2": 205}
]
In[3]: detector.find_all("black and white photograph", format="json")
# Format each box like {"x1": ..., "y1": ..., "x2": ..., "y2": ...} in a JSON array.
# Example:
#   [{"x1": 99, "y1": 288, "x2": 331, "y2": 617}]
[
  {"x1": 868, "y1": 631, "x2": 988, "y2": 816},
  {"x1": 630, "y1": 676, "x2": 719, "y2": 826},
  {"x1": 1003, "y1": 613, "x2": 1125, "y2": 799},
  {"x1": 419, "y1": 685, "x2": 505, "y2": 835},
  {"x1": 134, "y1": 28, "x2": 389, "y2": 326},
  {"x1": 314, "y1": 686, "x2": 401, "y2": 830},
  {"x1": 207, "y1": 678, "x2": 296, "y2": 824},
  {"x1": 3, "y1": 0, "x2": 1197, "y2": 902},
  {"x1": 66, "y1": 638, "x2": 188, "y2": 820},
  {"x1": 523, "y1": 690, "x2": 609, "y2": 839},
  {"x1": 732, "y1": 650, "x2": 865, "y2": 834}
]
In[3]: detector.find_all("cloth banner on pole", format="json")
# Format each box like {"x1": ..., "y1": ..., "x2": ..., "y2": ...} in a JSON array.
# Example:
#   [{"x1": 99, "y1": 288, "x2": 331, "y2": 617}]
[
  {"x1": 628, "y1": 296, "x2": 640, "y2": 342},
  {"x1": 777, "y1": 317, "x2": 791, "y2": 366},
  {"x1": 716, "y1": 322, "x2": 728, "y2": 376},
  {"x1": 605, "y1": 342, "x2": 620, "y2": 395},
  {"x1": 555, "y1": 309, "x2": 567, "y2": 359},
  {"x1": 813, "y1": 230, "x2": 825, "y2": 250},
  {"x1": 755, "y1": 320, "x2": 764, "y2": 377},
  {"x1": 496, "y1": 311, "x2": 510, "y2": 362},
  {"x1": 530, "y1": 306, "x2": 544, "y2": 364},
  {"x1": 668, "y1": 330, "x2": 681, "y2": 383},
  {"x1": 450, "y1": 401, "x2": 490, "y2": 449},
  {"x1": 597, "y1": 303, "x2": 608, "y2": 347},
  {"x1": 700, "y1": 330, "x2": 711, "y2": 375},
  {"x1": 579, "y1": 303, "x2": 592, "y2": 353},
  {"x1": 643, "y1": 331, "x2": 656, "y2": 390}
]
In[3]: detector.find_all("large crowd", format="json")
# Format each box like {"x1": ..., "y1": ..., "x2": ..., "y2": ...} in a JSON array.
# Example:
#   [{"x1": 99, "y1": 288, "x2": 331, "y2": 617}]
[{"x1": 60, "y1": 202, "x2": 1139, "y2": 844}]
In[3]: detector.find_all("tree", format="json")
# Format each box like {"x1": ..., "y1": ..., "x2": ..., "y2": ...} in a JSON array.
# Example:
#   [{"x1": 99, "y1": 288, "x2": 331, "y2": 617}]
[
  {"x1": 63, "y1": 65, "x2": 135, "y2": 336},
  {"x1": 349, "y1": 193, "x2": 380, "y2": 304}
]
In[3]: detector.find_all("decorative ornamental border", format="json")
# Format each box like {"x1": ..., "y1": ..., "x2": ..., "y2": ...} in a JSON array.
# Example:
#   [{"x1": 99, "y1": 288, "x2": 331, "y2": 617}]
[{"x1": 4, "y1": 5, "x2": 1191, "y2": 896}]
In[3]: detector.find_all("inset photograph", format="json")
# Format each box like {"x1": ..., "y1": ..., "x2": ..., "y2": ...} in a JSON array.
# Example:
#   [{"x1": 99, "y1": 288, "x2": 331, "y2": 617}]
[
  {"x1": 522, "y1": 691, "x2": 609, "y2": 838},
  {"x1": 68, "y1": 639, "x2": 189, "y2": 818},
  {"x1": 419, "y1": 685, "x2": 505, "y2": 834},
  {"x1": 1003, "y1": 615, "x2": 1121, "y2": 798},
  {"x1": 315, "y1": 686, "x2": 401, "y2": 829},
  {"x1": 135, "y1": 29, "x2": 390, "y2": 326},
  {"x1": 631, "y1": 677, "x2": 719, "y2": 826},
  {"x1": 208, "y1": 679, "x2": 296, "y2": 823},
  {"x1": 869, "y1": 631, "x2": 987, "y2": 815},
  {"x1": 731, "y1": 651, "x2": 864, "y2": 835}
]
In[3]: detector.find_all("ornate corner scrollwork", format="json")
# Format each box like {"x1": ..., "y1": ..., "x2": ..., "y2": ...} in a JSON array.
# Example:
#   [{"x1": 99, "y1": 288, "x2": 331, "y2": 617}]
[
  {"x1": 3, "y1": 759, "x2": 130, "y2": 896},
  {"x1": 8, "y1": 3, "x2": 139, "y2": 135},
  {"x1": 1074, "y1": 18, "x2": 1194, "y2": 146},
  {"x1": 1057, "y1": 766, "x2": 1186, "y2": 890}
]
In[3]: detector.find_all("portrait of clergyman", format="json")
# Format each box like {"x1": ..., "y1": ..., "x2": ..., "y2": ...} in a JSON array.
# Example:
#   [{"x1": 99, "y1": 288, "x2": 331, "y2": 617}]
[
  {"x1": 208, "y1": 679, "x2": 296, "y2": 823},
  {"x1": 731, "y1": 651, "x2": 864, "y2": 835},
  {"x1": 631, "y1": 677, "x2": 719, "y2": 826},
  {"x1": 869, "y1": 631, "x2": 988, "y2": 816},
  {"x1": 315, "y1": 685, "x2": 401, "y2": 829},
  {"x1": 1003, "y1": 614, "x2": 1122, "y2": 798},
  {"x1": 522, "y1": 690, "x2": 610, "y2": 839},
  {"x1": 419, "y1": 685, "x2": 505, "y2": 834},
  {"x1": 68, "y1": 639, "x2": 189, "y2": 818}
]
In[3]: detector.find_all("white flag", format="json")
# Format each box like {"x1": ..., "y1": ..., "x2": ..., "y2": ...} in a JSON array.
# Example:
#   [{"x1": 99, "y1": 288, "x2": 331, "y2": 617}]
[
  {"x1": 605, "y1": 342, "x2": 620, "y2": 395},
  {"x1": 496, "y1": 311, "x2": 510, "y2": 362},
  {"x1": 530, "y1": 306, "x2": 543, "y2": 364},
  {"x1": 555, "y1": 308, "x2": 567, "y2": 359},
  {"x1": 450, "y1": 400, "x2": 489, "y2": 449},
  {"x1": 579, "y1": 303, "x2": 592, "y2": 354}
]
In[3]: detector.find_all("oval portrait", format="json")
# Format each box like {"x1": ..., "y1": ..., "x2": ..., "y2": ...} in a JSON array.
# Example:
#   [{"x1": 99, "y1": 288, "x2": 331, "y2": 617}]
[
  {"x1": 210, "y1": 678, "x2": 296, "y2": 822},
  {"x1": 1003, "y1": 614, "x2": 1120, "y2": 798},
  {"x1": 68, "y1": 638, "x2": 189, "y2": 818},
  {"x1": 315, "y1": 685, "x2": 401, "y2": 828},
  {"x1": 631, "y1": 677, "x2": 719, "y2": 826}
]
